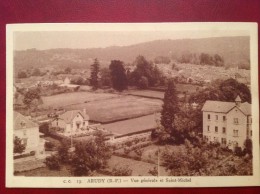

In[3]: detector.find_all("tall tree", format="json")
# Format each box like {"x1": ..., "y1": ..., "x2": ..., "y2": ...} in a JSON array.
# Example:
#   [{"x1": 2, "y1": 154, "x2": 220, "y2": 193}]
[
  {"x1": 161, "y1": 79, "x2": 180, "y2": 139},
  {"x1": 90, "y1": 58, "x2": 100, "y2": 89},
  {"x1": 109, "y1": 60, "x2": 128, "y2": 91},
  {"x1": 100, "y1": 67, "x2": 112, "y2": 87}
]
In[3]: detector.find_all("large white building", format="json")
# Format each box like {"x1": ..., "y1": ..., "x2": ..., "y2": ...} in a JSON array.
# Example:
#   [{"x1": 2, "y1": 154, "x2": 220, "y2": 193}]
[{"x1": 202, "y1": 96, "x2": 252, "y2": 149}]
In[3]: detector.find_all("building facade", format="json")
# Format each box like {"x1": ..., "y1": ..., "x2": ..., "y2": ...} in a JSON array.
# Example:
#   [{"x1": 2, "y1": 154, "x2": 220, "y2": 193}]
[
  {"x1": 51, "y1": 110, "x2": 90, "y2": 135},
  {"x1": 202, "y1": 96, "x2": 252, "y2": 149},
  {"x1": 13, "y1": 111, "x2": 45, "y2": 158}
]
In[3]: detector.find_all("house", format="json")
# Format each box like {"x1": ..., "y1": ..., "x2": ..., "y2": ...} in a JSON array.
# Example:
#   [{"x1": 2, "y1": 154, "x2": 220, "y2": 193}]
[
  {"x1": 59, "y1": 76, "x2": 80, "y2": 90},
  {"x1": 51, "y1": 109, "x2": 90, "y2": 135},
  {"x1": 202, "y1": 96, "x2": 252, "y2": 150},
  {"x1": 64, "y1": 77, "x2": 71, "y2": 84},
  {"x1": 13, "y1": 111, "x2": 45, "y2": 158}
]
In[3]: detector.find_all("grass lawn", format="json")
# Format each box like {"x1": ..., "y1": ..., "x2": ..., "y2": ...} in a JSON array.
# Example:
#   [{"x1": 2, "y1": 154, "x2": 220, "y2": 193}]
[
  {"x1": 66, "y1": 95, "x2": 162, "y2": 123},
  {"x1": 42, "y1": 91, "x2": 119, "y2": 108}
]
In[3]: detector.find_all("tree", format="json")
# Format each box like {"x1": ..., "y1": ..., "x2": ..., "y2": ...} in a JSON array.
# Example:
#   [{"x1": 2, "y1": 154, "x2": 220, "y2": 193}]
[
  {"x1": 64, "y1": 67, "x2": 72, "y2": 74},
  {"x1": 58, "y1": 141, "x2": 70, "y2": 164},
  {"x1": 23, "y1": 88, "x2": 41, "y2": 108},
  {"x1": 111, "y1": 165, "x2": 132, "y2": 176},
  {"x1": 138, "y1": 76, "x2": 149, "y2": 89},
  {"x1": 109, "y1": 60, "x2": 128, "y2": 91},
  {"x1": 244, "y1": 139, "x2": 252, "y2": 156},
  {"x1": 14, "y1": 136, "x2": 26, "y2": 154},
  {"x1": 189, "y1": 78, "x2": 251, "y2": 105},
  {"x1": 90, "y1": 58, "x2": 100, "y2": 89},
  {"x1": 131, "y1": 56, "x2": 155, "y2": 86},
  {"x1": 100, "y1": 67, "x2": 112, "y2": 87},
  {"x1": 160, "y1": 79, "x2": 180, "y2": 142},
  {"x1": 45, "y1": 155, "x2": 61, "y2": 170},
  {"x1": 71, "y1": 131, "x2": 112, "y2": 176}
]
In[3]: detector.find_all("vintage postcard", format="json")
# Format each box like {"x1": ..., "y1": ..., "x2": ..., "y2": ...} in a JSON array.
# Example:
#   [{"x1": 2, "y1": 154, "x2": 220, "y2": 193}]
[{"x1": 6, "y1": 23, "x2": 259, "y2": 187}]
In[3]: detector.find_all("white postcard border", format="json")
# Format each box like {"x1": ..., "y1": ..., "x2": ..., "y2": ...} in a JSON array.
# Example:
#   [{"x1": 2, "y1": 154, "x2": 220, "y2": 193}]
[{"x1": 6, "y1": 22, "x2": 260, "y2": 188}]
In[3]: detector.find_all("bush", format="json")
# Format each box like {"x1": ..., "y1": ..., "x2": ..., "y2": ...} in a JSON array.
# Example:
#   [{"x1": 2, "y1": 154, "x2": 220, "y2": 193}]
[
  {"x1": 45, "y1": 141, "x2": 55, "y2": 151},
  {"x1": 111, "y1": 165, "x2": 132, "y2": 176},
  {"x1": 45, "y1": 155, "x2": 61, "y2": 170},
  {"x1": 234, "y1": 146, "x2": 244, "y2": 157},
  {"x1": 39, "y1": 123, "x2": 50, "y2": 135}
]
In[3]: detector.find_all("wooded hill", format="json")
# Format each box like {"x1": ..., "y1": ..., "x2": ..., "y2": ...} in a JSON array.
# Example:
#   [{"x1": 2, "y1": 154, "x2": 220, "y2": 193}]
[{"x1": 14, "y1": 36, "x2": 250, "y2": 70}]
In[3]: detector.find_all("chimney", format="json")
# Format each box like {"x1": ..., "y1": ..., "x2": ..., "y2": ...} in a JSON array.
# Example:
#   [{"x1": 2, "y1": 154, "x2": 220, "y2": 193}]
[
  {"x1": 83, "y1": 108, "x2": 86, "y2": 114},
  {"x1": 235, "y1": 95, "x2": 242, "y2": 107}
]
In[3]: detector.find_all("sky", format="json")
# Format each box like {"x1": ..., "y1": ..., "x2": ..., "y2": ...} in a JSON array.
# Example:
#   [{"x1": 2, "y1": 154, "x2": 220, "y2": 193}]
[{"x1": 14, "y1": 30, "x2": 249, "y2": 50}]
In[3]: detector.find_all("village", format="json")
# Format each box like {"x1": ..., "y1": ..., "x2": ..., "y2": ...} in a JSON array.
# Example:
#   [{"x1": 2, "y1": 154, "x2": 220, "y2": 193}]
[{"x1": 12, "y1": 54, "x2": 253, "y2": 177}]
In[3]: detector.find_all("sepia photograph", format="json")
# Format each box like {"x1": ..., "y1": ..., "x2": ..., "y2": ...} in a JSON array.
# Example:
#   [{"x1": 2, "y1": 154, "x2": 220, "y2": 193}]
[{"x1": 6, "y1": 23, "x2": 259, "y2": 187}]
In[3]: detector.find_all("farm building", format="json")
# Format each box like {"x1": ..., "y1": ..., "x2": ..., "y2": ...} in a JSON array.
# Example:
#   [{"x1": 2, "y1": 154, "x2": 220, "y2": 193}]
[{"x1": 202, "y1": 96, "x2": 252, "y2": 150}]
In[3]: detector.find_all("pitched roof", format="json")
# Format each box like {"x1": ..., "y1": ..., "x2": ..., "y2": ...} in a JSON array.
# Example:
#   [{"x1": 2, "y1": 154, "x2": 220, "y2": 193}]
[
  {"x1": 59, "y1": 110, "x2": 89, "y2": 124},
  {"x1": 239, "y1": 102, "x2": 251, "y2": 115},
  {"x1": 202, "y1": 101, "x2": 235, "y2": 113},
  {"x1": 14, "y1": 111, "x2": 38, "y2": 130},
  {"x1": 202, "y1": 101, "x2": 251, "y2": 115}
]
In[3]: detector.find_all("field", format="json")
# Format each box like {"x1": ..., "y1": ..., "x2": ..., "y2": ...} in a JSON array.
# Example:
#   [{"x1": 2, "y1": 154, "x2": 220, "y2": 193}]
[
  {"x1": 103, "y1": 114, "x2": 158, "y2": 135},
  {"x1": 42, "y1": 91, "x2": 162, "y2": 123},
  {"x1": 42, "y1": 91, "x2": 119, "y2": 108},
  {"x1": 65, "y1": 95, "x2": 162, "y2": 123}
]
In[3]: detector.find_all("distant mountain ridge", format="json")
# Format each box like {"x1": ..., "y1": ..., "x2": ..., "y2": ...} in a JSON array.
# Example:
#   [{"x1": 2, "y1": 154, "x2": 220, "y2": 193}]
[{"x1": 14, "y1": 36, "x2": 250, "y2": 70}]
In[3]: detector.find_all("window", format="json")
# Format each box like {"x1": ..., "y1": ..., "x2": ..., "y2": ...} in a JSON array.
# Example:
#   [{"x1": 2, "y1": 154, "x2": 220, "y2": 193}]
[
  {"x1": 250, "y1": 130, "x2": 252, "y2": 136},
  {"x1": 215, "y1": 126, "x2": 218, "y2": 133},
  {"x1": 234, "y1": 118, "x2": 239, "y2": 124},
  {"x1": 83, "y1": 122, "x2": 85, "y2": 126},
  {"x1": 233, "y1": 130, "x2": 238, "y2": 137},
  {"x1": 208, "y1": 114, "x2": 210, "y2": 120},
  {"x1": 222, "y1": 127, "x2": 226, "y2": 134},
  {"x1": 223, "y1": 116, "x2": 226, "y2": 121},
  {"x1": 71, "y1": 123, "x2": 73, "y2": 128},
  {"x1": 221, "y1": 138, "x2": 227, "y2": 145},
  {"x1": 215, "y1": 115, "x2": 218, "y2": 120},
  {"x1": 207, "y1": 126, "x2": 210, "y2": 132},
  {"x1": 214, "y1": 137, "x2": 218, "y2": 142},
  {"x1": 23, "y1": 130, "x2": 27, "y2": 136},
  {"x1": 248, "y1": 117, "x2": 252, "y2": 124}
]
